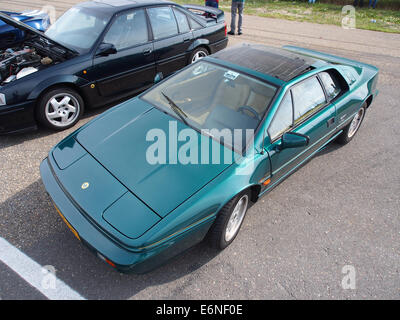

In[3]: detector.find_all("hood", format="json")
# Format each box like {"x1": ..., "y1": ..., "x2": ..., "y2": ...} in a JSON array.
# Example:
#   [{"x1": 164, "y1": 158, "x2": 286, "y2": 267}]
[
  {"x1": 0, "y1": 10, "x2": 49, "y2": 31},
  {"x1": 0, "y1": 11, "x2": 76, "y2": 54},
  {"x1": 74, "y1": 98, "x2": 234, "y2": 218}
]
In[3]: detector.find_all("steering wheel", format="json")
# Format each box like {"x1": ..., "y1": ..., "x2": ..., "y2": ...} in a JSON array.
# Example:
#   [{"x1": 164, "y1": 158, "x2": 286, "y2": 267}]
[{"x1": 238, "y1": 106, "x2": 261, "y2": 121}]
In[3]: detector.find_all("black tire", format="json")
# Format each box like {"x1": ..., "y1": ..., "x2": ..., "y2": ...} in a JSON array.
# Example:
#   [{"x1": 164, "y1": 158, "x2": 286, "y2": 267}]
[
  {"x1": 336, "y1": 104, "x2": 366, "y2": 145},
  {"x1": 36, "y1": 87, "x2": 84, "y2": 131},
  {"x1": 207, "y1": 190, "x2": 251, "y2": 250},
  {"x1": 189, "y1": 47, "x2": 209, "y2": 64}
]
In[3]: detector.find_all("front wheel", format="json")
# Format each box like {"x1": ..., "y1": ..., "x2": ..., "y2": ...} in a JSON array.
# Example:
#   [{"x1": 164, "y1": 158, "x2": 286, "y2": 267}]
[
  {"x1": 36, "y1": 87, "x2": 84, "y2": 131},
  {"x1": 207, "y1": 190, "x2": 250, "y2": 250},
  {"x1": 336, "y1": 105, "x2": 366, "y2": 145}
]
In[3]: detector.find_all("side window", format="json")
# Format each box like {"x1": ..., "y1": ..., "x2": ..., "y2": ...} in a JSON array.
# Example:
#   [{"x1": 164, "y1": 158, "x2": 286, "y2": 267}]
[
  {"x1": 292, "y1": 77, "x2": 326, "y2": 124},
  {"x1": 319, "y1": 71, "x2": 341, "y2": 101},
  {"x1": 147, "y1": 7, "x2": 178, "y2": 40},
  {"x1": 173, "y1": 8, "x2": 190, "y2": 33},
  {"x1": 268, "y1": 92, "x2": 293, "y2": 141},
  {"x1": 188, "y1": 16, "x2": 203, "y2": 30},
  {"x1": 103, "y1": 9, "x2": 148, "y2": 50}
]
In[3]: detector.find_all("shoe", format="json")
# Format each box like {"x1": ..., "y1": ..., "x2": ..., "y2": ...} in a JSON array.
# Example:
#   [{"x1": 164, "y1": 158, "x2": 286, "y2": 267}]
[
  {"x1": 238, "y1": 31, "x2": 243, "y2": 35},
  {"x1": 228, "y1": 30, "x2": 235, "y2": 35}
]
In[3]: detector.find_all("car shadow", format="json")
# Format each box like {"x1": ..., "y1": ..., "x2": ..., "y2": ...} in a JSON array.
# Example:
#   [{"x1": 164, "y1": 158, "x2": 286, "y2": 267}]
[
  {"x1": 314, "y1": 140, "x2": 342, "y2": 158},
  {"x1": 0, "y1": 179, "x2": 221, "y2": 300},
  {"x1": 0, "y1": 105, "x2": 110, "y2": 151}
]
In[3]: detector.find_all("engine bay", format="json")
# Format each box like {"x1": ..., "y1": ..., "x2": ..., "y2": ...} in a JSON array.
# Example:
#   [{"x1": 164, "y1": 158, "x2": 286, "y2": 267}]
[{"x1": 0, "y1": 44, "x2": 57, "y2": 86}]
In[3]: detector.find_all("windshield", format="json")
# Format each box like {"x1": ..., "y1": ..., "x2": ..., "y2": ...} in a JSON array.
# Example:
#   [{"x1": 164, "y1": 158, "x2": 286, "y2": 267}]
[
  {"x1": 45, "y1": 7, "x2": 111, "y2": 52},
  {"x1": 142, "y1": 61, "x2": 278, "y2": 152}
]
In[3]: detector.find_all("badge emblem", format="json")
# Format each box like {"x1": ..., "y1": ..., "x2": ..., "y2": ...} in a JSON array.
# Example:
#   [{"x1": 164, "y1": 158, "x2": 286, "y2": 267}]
[{"x1": 81, "y1": 182, "x2": 89, "y2": 190}]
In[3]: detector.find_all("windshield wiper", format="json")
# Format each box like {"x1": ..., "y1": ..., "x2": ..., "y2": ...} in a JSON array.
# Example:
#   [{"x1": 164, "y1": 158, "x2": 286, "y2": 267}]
[{"x1": 161, "y1": 92, "x2": 189, "y2": 126}]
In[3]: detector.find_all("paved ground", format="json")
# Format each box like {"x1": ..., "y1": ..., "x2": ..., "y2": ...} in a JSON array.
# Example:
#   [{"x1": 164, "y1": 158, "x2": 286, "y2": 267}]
[{"x1": 0, "y1": 1, "x2": 399, "y2": 300}]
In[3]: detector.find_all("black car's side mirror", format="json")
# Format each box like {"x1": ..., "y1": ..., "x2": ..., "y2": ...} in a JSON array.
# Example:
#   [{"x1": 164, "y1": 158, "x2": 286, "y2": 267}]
[
  {"x1": 278, "y1": 132, "x2": 309, "y2": 150},
  {"x1": 154, "y1": 72, "x2": 164, "y2": 84},
  {"x1": 96, "y1": 43, "x2": 117, "y2": 57}
]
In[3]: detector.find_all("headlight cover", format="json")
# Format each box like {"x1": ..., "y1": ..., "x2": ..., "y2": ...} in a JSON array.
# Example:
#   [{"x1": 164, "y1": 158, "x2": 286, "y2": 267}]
[{"x1": 0, "y1": 93, "x2": 6, "y2": 106}]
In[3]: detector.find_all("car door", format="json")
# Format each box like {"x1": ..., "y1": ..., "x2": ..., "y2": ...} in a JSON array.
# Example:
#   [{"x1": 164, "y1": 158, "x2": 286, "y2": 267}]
[
  {"x1": 264, "y1": 75, "x2": 337, "y2": 188},
  {"x1": 91, "y1": 9, "x2": 156, "y2": 98},
  {"x1": 147, "y1": 6, "x2": 193, "y2": 77}
]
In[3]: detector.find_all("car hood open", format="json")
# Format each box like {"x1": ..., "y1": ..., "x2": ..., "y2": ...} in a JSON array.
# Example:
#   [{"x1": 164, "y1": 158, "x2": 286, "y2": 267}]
[
  {"x1": 74, "y1": 99, "x2": 234, "y2": 218},
  {"x1": 0, "y1": 11, "x2": 76, "y2": 54}
]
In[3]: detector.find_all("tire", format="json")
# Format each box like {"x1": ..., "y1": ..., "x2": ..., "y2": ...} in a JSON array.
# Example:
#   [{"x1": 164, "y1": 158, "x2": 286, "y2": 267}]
[
  {"x1": 36, "y1": 87, "x2": 84, "y2": 131},
  {"x1": 336, "y1": 104, "x2": 366, "y2": 145},
  {"x1": 207, "y1": 190, "x2": 251, "y2": 250},
  {"x1": 189, "y1": 47, "x2": 209, "y2": 64}
]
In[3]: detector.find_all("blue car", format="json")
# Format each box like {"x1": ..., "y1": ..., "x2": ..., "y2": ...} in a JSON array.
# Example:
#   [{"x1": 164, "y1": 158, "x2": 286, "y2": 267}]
[{"x1": 0, "y1": 10, "x2": 50, "y2": 48}]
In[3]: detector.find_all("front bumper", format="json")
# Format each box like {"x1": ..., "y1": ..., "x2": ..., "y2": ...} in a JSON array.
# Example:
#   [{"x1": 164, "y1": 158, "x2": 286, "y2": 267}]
[
  {"x1": 40, "y1": 158, "x2": 212, "y2": 273},
  {"x1": 0, "y1": 100, "x2": 37, "y2": 134}
]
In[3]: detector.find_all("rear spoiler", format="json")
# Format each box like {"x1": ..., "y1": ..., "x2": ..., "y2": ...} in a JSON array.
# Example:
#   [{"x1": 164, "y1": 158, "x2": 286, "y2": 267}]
[
  {"x1": 283, "y1": 45, "x2": 379, "y2": 72},
  {"x1": 183, "y1": 4, "x2": 225, "y2": 23}
]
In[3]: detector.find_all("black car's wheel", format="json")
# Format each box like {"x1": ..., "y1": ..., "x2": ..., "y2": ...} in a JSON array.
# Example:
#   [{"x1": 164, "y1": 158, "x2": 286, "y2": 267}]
[
  {"x1": 189, "y1": 47, "x2": 209, "y2": 64},
  {"x1": 207, "y1": 190, "x2": 250, "y2": 250},
  {"x1": 336, "y1": 104, "x2": 366, "y2": 145},
  {"x1": 36, "y1": 87, "x2": 84, "y2": 131}
]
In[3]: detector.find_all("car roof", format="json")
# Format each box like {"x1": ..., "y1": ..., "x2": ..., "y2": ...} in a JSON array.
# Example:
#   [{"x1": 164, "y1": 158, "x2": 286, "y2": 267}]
[
  {"x1": 79, "y1": 0, "x2": 176, "y2": 14},
  {"x1": 212, "y1": 44, "x2": 326, "y2": 83}
]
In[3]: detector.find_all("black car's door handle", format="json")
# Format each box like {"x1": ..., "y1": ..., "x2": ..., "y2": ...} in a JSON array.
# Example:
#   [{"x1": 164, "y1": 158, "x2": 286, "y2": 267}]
[
  {"x1": 143, "y1": 48, "x2": 152, "y2": 55},
  {"x1": 327, "y1": 117, "x2": 335, "y2": 127},
  {"x1": 183, "y1": 37, "x2": 191, "y2": 42}
]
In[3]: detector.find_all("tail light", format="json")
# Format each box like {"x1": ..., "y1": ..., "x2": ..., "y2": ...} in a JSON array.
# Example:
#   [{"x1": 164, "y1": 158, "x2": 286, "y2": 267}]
[{"x1": 224, "y1": 22, "x2": 227, "y2": 37}]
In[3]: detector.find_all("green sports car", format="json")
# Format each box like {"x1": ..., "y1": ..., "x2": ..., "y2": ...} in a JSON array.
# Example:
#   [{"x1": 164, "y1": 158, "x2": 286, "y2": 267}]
[{"x1": 40, "y1": 44, "x2": 379, "y2": 273}]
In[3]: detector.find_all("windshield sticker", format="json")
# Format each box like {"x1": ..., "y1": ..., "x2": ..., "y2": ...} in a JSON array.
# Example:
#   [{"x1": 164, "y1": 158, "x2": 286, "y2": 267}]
[{"x1": 224, "y1": 71, "x2": 239, "y2": 81}]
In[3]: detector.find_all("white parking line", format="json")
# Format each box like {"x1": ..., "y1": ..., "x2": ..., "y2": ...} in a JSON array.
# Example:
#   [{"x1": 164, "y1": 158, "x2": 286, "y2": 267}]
[{"x1": 0, "y1": 237, "x2": 85, "y2": 300}]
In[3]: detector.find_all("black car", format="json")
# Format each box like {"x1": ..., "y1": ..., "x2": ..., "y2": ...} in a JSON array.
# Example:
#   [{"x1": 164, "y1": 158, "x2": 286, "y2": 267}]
[{"x1": 0, "y1": 0, "x2": 228, "y2": 133}]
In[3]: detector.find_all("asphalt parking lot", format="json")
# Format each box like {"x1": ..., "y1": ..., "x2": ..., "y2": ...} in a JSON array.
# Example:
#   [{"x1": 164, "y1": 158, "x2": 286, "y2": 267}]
[{"x1": 0, "y1": 1, "x2": 399, "y2": 300}]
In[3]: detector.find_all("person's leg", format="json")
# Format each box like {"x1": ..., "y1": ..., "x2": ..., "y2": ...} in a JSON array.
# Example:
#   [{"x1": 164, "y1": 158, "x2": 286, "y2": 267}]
[
  {"x1": 237, "y1": 2, "x2": 244, "y2": 34},
  {"x1": 230, "y1": 2, "x2": 238, "y2": 34},
  {"x1": 353, "y1": 0, "x2": 358, "y2": 6},
  {"x1": 360, "y1": 0, "x2": 364, "y2": 7},
  {"x1": 373, "y1": 0, "x2": 377, "y2": 8}
]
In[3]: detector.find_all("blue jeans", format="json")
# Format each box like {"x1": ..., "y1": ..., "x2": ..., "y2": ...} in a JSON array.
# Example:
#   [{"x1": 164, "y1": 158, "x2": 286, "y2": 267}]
[
  {"x1": 369, "y1": 0, "x2": 378, "y2": 8},
  {"x1": 205, "y1": 1, "x2": 218, "y2": 8},
  {"x1": 308, "y1": 0, "x2": 316, "y2": 3},
  {"x1": 231, "y1": 2, "x2": 244, "y2": 33}
]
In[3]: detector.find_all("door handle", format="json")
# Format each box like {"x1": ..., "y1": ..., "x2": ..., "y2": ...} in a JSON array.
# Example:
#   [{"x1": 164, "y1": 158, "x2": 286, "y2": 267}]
[
  {"x1": 327, "y1": 117, "x2": 335, "y2": 127},
  {"x1": 183, "y1": 37, "x2": 191, "y2": 42},
  {"x1": 143, "y1": 48, "x2": 152, "y2": 55}
]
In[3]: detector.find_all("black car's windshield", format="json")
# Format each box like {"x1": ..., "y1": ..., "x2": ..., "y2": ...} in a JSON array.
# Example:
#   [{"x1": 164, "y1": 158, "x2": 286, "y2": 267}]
[
  {"x1": 142, "y1": 61, "x2": 278, "y2": 151},
  {"x1": 45, "y1": 7, "x2": 111, "y2": 52}
]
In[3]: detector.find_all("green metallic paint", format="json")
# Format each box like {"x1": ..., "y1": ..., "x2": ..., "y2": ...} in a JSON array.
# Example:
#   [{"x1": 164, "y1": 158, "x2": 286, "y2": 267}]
[{"x1": 40, "y1": 46, "x2": 379, "y2": 273}]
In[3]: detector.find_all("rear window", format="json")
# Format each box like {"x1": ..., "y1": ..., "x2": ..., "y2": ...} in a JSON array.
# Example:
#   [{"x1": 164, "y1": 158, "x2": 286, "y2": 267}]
[{"x1": 319, "y1": 71, "x2": 341, "y2": 101}]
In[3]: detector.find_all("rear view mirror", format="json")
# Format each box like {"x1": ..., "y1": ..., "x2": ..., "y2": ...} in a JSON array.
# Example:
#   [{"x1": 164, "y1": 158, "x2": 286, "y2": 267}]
[
  {"x1": 279, "y1": 132, "x2": 309, "y2": 150},
  {"x1": 96, "y1": 43, "x2": 117, "y2": 57}
]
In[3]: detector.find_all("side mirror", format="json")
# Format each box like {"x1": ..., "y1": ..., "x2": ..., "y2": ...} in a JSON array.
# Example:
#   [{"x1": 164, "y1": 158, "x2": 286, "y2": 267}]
[
  {"x1": 96, "y1": 43, "x2": 117, "y2": 57},
  {"x1": 279, "y1": 132, "x2": 309, "y2": 150},
  {"x1": 154, "y1": 72, "x2": 164, "y2": 84}
]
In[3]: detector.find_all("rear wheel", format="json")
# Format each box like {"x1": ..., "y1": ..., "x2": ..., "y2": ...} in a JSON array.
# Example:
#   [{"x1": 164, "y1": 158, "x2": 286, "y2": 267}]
[
  {"x1": 207, "y1": 190, "x2": 250, "y2": 250},
  {"x1": 36, "y1": 87, "x2": 84, "y2": 131},
  {"x1": 336, "y1": 105, "x2": 366, "y2": 145},
  {"x1": 189, "y1": 47, "x2": 209, "y2": 64}
]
